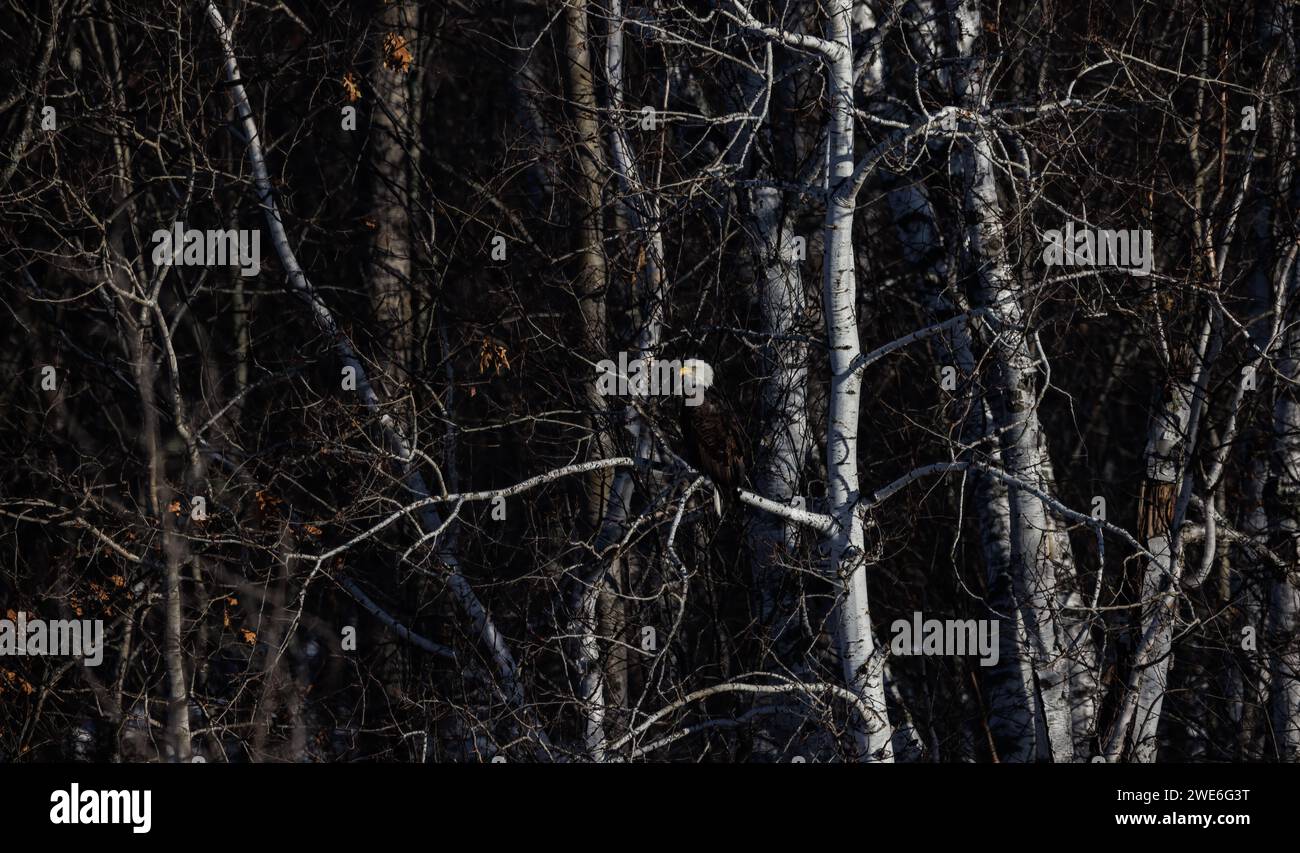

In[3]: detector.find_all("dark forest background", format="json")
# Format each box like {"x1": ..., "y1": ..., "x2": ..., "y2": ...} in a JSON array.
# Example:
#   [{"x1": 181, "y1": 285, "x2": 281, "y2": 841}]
[{"x1": 0, "y1": 0, "x2": 1298, "y2": 763}]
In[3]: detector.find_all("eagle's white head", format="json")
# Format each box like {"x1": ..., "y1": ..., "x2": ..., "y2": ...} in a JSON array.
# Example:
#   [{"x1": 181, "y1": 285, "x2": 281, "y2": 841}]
[{"x1": 679, "y1": 359, "x2": 713, "y2": 407}]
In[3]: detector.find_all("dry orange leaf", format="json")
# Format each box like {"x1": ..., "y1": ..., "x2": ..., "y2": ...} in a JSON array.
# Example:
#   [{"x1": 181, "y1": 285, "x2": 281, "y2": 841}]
[
  {"x1": 1, "y1": 670, "x2": 30, "y2": 695},
  {"x1": 241, "y1": 628, "x2": 257, "y2": 645},
  {"x1": 478, "y1": 336, "x2": 511, "y2": 376},
  {"x1": 342, "y1": 71, "x2": 361, "y2": 102},
  {"x1": 382, "y1": 33, "x2": 413, "y2": 73},
  {"x1": 255, "y1": 489, "x2": 282, "y2": 512}
]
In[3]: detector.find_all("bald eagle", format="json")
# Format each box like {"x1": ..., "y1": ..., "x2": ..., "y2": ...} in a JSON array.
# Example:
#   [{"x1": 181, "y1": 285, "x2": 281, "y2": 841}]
[{"x1": 678, "y1": 359, "x2": 747, "y2": 514}]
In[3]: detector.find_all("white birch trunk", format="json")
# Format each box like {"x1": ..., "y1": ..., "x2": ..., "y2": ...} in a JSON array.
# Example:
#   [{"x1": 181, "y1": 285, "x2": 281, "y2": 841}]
[
  {"x1": 748, "y1": 185, "x2": 808, "y2": 629},
  {"x1": 574, "y1": 1, "x2": 669, "y2": 760},
  {"x1": 961, "y1": 106, "x2": 1074, "y2": 765},
  {"x1": 1109, "y1": 309, "x2": 1216, "y2": 761},
  {"x1": 958, "y1": 167, "x2": 1075, "y2": 760},
  {"x1": 948, "y1": 0, "x2": 1078, "y2": 761},
  {"x1": 1128, "y1": 378, "x2": 1194, "y2": 761},
  {"x1": 823, "y1": 0, "x2": 892, "y2": 761},
  {"x1": 720, "y1": 33, "x2": 809, "y2": 646},
  {"x1": 1038, "y1": 447, "x2": 1100, "y2": 758}
]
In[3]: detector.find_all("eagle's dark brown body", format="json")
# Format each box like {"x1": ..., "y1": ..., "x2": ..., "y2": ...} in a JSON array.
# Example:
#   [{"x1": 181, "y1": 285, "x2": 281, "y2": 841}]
[{"x1": 681, "y1": 390, "x2": 747, "y2": 508}]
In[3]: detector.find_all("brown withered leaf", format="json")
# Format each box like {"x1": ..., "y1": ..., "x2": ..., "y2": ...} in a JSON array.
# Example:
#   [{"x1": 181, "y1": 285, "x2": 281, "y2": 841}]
[
  {"x1": 342, "y1": 71, "x2": 361, "y2": 102},
  {"x1": 478, "y1": 336, "x2": 511, "y2": 376},
  {"x1": 382, "y1": 33, "x2": 413, "y2": 74}
]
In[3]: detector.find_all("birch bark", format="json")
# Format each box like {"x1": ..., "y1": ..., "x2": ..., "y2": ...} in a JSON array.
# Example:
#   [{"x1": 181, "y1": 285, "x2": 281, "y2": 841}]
[
  {"x1": 823, "y1": 0, "x2": 892, "y2": 761},
  {"x1": 950, "y1": 0, "x2": 1075, "y2": 759},
  {"x1": 365, "y1": 0, "x2": 420, "y2": 386}
]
